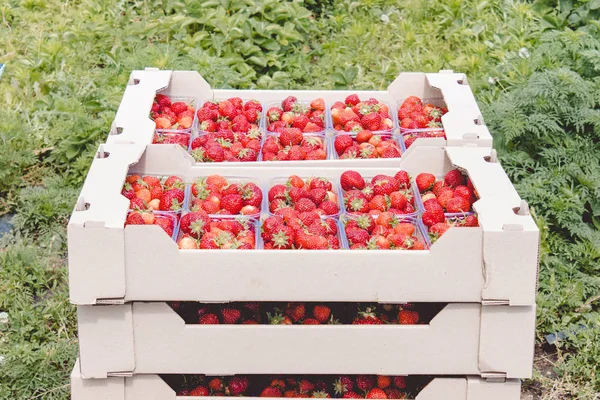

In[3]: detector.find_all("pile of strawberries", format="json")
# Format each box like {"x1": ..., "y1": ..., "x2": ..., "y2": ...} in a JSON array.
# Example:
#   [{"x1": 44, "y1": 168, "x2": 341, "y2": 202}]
[
  {"x1": 415, "y1": 169, "x2": 479, "y2": 240},
  {"x1": 122, "y1": 175, "x2": 185, "y2": 212},
  {"x1": 189, "y1": 175, "x2": 263, "y2": 216},
  {"x1": 262, "y1": 131, "x2": 327, "y2": 161},
  {"x1": 152, "y1": 131, "x2": 190, "y2": 148},
  {"x1": 334, "y1": 131, "x2": 401, "y2": 159},
  {"x1": 344, "y1": 214, "x2": 425, "y2": 250},
  {"x1": 151, "y1": 94, "x2": 194, "y2": 131},
  {"x1": 340, "y1": 171, "x2": 416, "y2": 216},
  {"x1": 397, "y1": 96, "x2": 447, "y2": 131},
  {"x1": 125, "y1": 211, "x2": 176, "y2": 237},
  {"x1": 197, "y1": 98, "x2": 263, "y2": 133},
  {"x1": 262, "y1": 213, "x2": 340, "y2": 250},
  {"x1": 177, "y1": 213, "x2": 256, "y2": 250},
  {"x1": 266, "y1": 96, "x2": 326, "y2": 134},
  {"x1": 268, "y1": 176, "x2": 339, "y2": 215},
  {"x1": 172, "y1": 373, "x2": 425, "y2": 398},
  {"x1": 191, "y1": 98, "x2": 263, "y2": 162},
  {"x1": 169, "y1": 301, "x2": 430, "y2": 326},
  {"x1": 331, "y1": 95, "x2": 393, "y2": 132}
]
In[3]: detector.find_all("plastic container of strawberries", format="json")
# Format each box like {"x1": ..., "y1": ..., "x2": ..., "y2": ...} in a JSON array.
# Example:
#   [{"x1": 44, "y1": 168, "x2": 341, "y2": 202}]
[
  {"x1": 185, "y1": 175, "x2": 263, "y2": 219},
  {"x1": 340, "y1": 214, "x2": 430, "y2": 250},
  {"x1": 176, "y1": 215, "x2": 262, "y2": 250},
  {"x1": 263, "y1": 100, "x2": 327, "y2": 135},
  {"x1": 339, "y1": 175, "x2": 420, "y2": 219},
  {"x1": 188, "y1": 130, "x2": 265, "y2": 163},
  {"x1": 265, "y1": 176, "x2": 342, "y2": 217},
  {"x1": 330, "y1": 132, "x2": 404, "y2": 160},
  {"x1": 152, "y1": 95, "x2": 198, "y2": 134},
  {"x1": 194, "y1": 98, "x2": 266, "y2": 134},
  {"x1": 328, "y1": 99, "x2": 397, "y2": 135},
  {"x1": 126, "y1": 210, "x2": 180, "y2": 241},
  {"x1": 259, "y1": 215, "x2": 345, "y2": 250},
  {"x1": 260, "y1": 132, "x2": 331, "y2": 162},
  {"x1": 420, "y1": 212, "x2": 477, "y2": 247},
  {"x1": 124, "y1": 174, "x2": 190, "y2": 218},
  {"x1": 396, "y1": 97, "x2": 447, "y2": 149}
]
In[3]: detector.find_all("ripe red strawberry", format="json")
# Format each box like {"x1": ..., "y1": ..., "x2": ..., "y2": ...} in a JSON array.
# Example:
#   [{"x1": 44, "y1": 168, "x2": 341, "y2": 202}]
[
  {"x1": 345, "y1": 94, "x2": 360, "y2": 106},
  {"x1": 261, "y1": 387, "x2": 283, "y2": 397},
  {"x1": 340, "y1": 171, "x2": 365, "y2": 191},
  {"x1": 446, "y1": 196, "x2": 471, "y2": 213},
  {"x1": 416, "y1": 173, "x2": 436, "y2": 192},
  {"x1": 189, "y1": 386, "x2": 209, "y2": 396},
  {"x1": 293, "y1": 198, "x2": 315, "y2": 212},
  {"x1": 334, "y1": 135, "x2": 354, "y2": 155},
  {"x1": 218, "y1": 100, "x2": 237, "y2": 119},
  {"x1": 343, "y1": 392, "x2": 362, "y2": 399},
  {"x1": 285, "y1": 303, "x2": 306, "y2": 322},
  {"x1": 310, "y1": 98, "x2": 325, "y2": 111},
  {"x1": 280, "y1": 128, "x2": 304, "y2": 146},
  {"x1": 444, "y1": 169, "x2": 466, "y2": 188},
  {"x1": 333, "y1": 376, "x2": 354, "y2": 395},
  {"x1": 227, "y1": 377, "x2": 249, "y2": 396},
  {"x1": 125, "y1": 212, "x2": 145, "y2": 225},
  {"x1": 366, "y1": 388, "x2": 388, "y2": 399},
  {"x1": 313, "y1": 305, "x2": 331, "y2": 323},
  {"x1": 464, "y1": 214, "x2": 479, "y2": 227},
  {"x1": 292, "y1": 114, "x2": 310, "y2": 130},
  {"x1": 159, "y1": 188, "x2": 184, "y2": 211},
  {"x1": 398, "y1": 310, "x2": 419, "y2": 324},
  {"x1": 221, "y1": 194, "x2": 244, "y2": 214},
  {"x1": 299, "y1": 379, "x2": 316, "y2": 394},
  {"x1": 361, "y1": 112, "x2": 381, "y2": 131},
  {"x1": 267, "y1": 107, "x2": 283, "y2": 122},
  {"x1": 152, "y1": 215, "x2": 172, "y2": 235},
  {"x1": 180, "y1": 211, "x2": 210, "y2": 237},
  {"x1": 345, "y1": 228, "x2": 369, "y2": 246},
  {"x1": 221, "y1": 308, "x2": 241, "y2": 324},
  {"x1": 303, "y1": 318, "x2": 321, "y2": 325},
  {"x1": 281, "y1": 96, "x2": 297, "y2": 112},
  {"x1": 199, "y1": 313, "x2": 219, "y2": 324},
  {"x1": 356, "y1": 375, "x2": 375, "y2": 391},
  {"x1": 392, "y1": 376, "x2": 406, "y2": 389},
  {"x1": 422, "y1": 203, "x2": 445, "y2": 227}
]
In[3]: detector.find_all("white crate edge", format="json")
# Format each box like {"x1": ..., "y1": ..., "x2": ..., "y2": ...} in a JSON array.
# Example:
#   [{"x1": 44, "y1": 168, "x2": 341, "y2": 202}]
[
  {"x1": 75, "y1": 303, "x2": 535, "y2": 379},
  {"x1": 67, "y1": 145, "x2": 539, "y2": 306},
  {"x1": 70, "y1": 359, "x2": 522, "y2": 400},
  {"x1": 106, "y1": 69, "x2": 492, "y2": 148}
]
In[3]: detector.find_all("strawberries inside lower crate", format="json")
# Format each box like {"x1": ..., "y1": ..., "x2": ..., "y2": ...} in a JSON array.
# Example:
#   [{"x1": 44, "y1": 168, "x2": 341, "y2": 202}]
[
  {"x1": 168, "y1": 301, "x2": 446, "y2": 325},
  {"x1": 161, "y1": 373, "x2": 434, "y2": 398}
]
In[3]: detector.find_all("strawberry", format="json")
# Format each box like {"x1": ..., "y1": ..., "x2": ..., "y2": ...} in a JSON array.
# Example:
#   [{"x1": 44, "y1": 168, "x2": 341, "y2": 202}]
[
  {"x1": 164, "y1": 175, "x2": 184, "y2": 190},
  {"x1": 345, "y1": 94, "x2": 360, "y2": 106},
  {"x1": 367, "y1": 388, "x2": 388, "y2": 399},
  {"x1": 159, "y1": 188, "x2": 184, "y2": 211},
  {"x1": 398, "y1": 310, "x2": 419, "y2": 324},
  {"x1": 280, "y1": 128, "x2": 304, "y2": 146},
  {"x1": 392, "y1": 376, "x2": 406, "y2": 389},
  {"x1": 346, "y1": 228, "x2": 370, "y2": 246},
  {"x1": 422, "y1": 203, "x2": 445, "y2": 227},
  {"x1": 199, "y1": 313, "x2": 219, "y2": 324},
  {"x1": 376, "y1": 376, "x2": 391, "y2": 389},
  {"x1": 444, "y1": 169, "x2": 466, "y2": 188},
  {"x1": 416, "y1": 173, "x2": 436, "y2": 192},
  {"x1": 261, "y1": 387, "x2": 283, "y2": 397},
  {"x1": 227, "y1": 377, "x2": 249, "y2": 396},
  {"x1": 189, "y1": 386, "x2": 209, "y2": 396},
  {"x1": 218, "y1": 100, "x2": 237, "y2": 120},
  {"x1": 267, "y1": 107, "x2": 284, "y2": 122},
  {"x1": 180, "y1": 211, "x2": 210, "y2": 238},
  {"x1": 356, "y1": 375, "x2": 375, "y2": 391},
  {"x1": 340, "y1": 171, "x2": 365, "y2": 191},
  {"x1": 464, "y1": 214, "x2": 479, "y2": 227},
  {"x1": 221, "y1": 308, "x2": 242, "y2": 324},
  {"x1": 310, "y1": 98, "x2": 325, "y2": 111},
  {"x1": 281, "y1": 96, "x2": 298, "y2": 112},
  {"x1": 125, "y1": 212, "x2": 145, "y2": 225},
  {"x1": 221, "y1": 194, "x2": 244, "y2": 214},
  {"x1": 361, "y1": 113, "x2": 381, "y2": 131},
  {"x1": 313, "y1": 305, "x2": 331, "y2": 323},
  {"x1": 446, "y1": 196, "x2": 471, "y2": 213},
  {"x1": 295, "y1": 198, "x2": 317, "y2": 212},
  {"x1": 343, "y1": 392, "x2": 362, "y2": 399}
]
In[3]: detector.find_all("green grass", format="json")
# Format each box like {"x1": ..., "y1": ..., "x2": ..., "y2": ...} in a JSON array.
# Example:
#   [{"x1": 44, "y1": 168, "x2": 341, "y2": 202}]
[{"x1": 0, "y1": 0, "x2": 598, "y2": 399}]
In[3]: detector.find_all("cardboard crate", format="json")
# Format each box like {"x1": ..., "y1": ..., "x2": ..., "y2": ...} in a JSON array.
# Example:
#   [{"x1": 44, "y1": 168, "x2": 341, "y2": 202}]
[
  {"x1": 76, "y1": 302, "x2": 535, "y2": 378},
  {"x1": 106, "y1": 69, "x2": 492, "y2": 167},
  {"x1": 68, "y1": 144, "x2": 539, "y2": 306},
  {"x1": 71, "y1": 360, "x2": 521, "y2": 400}
]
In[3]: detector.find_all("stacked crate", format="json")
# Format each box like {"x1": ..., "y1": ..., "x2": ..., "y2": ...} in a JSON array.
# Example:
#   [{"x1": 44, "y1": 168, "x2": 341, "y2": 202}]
[{"x1": 68, "y1": 69, "x2": 538, "y2": 400}]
